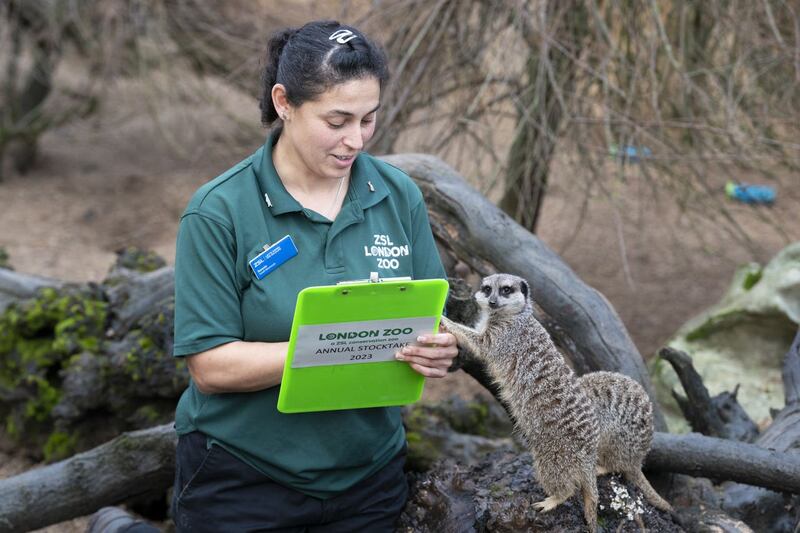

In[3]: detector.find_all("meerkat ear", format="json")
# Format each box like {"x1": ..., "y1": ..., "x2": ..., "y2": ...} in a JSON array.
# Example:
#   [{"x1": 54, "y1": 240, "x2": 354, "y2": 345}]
[{"x1": 520, "y1": 280, "x2": 529, "y2": 299}]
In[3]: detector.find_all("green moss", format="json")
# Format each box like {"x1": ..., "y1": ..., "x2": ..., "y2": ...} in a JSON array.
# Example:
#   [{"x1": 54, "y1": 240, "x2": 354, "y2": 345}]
[
  {"x1": 43, "y1": 431, "x2": 77, "y2": 462},
  {"x1": 0, "y1": 286, "x2": 107, "y2": 455},
  {"x1": 115, "y1": 247, "x2": 166, "y2": 273},
  {"x1": 135, "y1": 404, "x2": 162, "y2": 423},
  {"x1": 742, "y1": 269, "x2": 763, "y2": 290},
  {"x1": 489, "y1": 482, "x2": 512, "y2": 497},
  {"x1": 684, "y1": 309, "x2": 741, "y2": 341},
  {"x1": 405, "y1": 430, "x2": 441, "y2": 472},
  {"x1": 459, "y1": 400, "x2": 491, "y2": 436},
  {"x1": 23, "y1": 376, "x2": 61, "y2": 422},
  {"x1": 0, "y1": 247, "x2": 11, "y2": 269},
  {"x1": 5, "y1": 415, "x2": 18, "y2": 438}
]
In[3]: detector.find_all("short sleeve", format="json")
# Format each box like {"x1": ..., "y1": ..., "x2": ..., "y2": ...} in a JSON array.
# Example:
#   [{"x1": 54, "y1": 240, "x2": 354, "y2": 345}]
[
  {"x1": 410, "y1": 199, "x2": 446, "y2": 281},
  {"x1": 173, "y1": 212, "x2": 243, "y2": 357}
]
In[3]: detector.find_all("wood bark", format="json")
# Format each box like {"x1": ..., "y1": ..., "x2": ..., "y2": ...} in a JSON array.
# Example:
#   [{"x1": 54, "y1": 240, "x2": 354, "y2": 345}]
[
  {"x1": 0, "y1": 268, "x2": 63, "y2": 312},
  {"x1": 382, "y1": 153, "x2": 666, "y2": 430},
  {"x1": 106, "y1": 266, "x2": 176, "y2": 336},
  {"x1": 659, "y1": 347, "x2": 759, "y2": 442},
  {"x1": 0, "y1": 424, "x2": 176, "y2": 533},
  {"x1": 3, "y1": 423, "x2": 800, "y2": 531},
  {"x1": 645, "y1": 432, "x2": 800, "y2": 494}
]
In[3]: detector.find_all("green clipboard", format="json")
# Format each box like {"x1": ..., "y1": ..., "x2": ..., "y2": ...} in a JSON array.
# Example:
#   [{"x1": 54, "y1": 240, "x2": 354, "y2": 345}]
[{"x1": 277, "y1": 276, "x2": 449, "y2": 413}]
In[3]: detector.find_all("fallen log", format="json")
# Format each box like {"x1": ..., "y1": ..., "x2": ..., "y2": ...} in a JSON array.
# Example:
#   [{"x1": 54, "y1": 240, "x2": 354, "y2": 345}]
[
  {"x1": 106, "y1": 265, "x2": 175, "y2": 337},
  {"x1": 4, "y1": 422, "x2": 800, "y2": 532},
  {"x1": 0, "y1": 268, "x2": 63, "y2": 312},
  {"x1": 0, "y1": 423, "x2": 176, "y2": 533},
  {"x1": 383, "y1": 153, "x2": 666, "y2": 430},
  {"x1": 645, "y1": 432, "x2": 800, "y2": 494},
  {"x1": 0, "y1": 257, "x2": 185, "y2": 459}
]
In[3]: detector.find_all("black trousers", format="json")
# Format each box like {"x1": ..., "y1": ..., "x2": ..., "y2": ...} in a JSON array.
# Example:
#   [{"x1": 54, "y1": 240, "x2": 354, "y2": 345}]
[{"x1": 172, "y1": 431, "x2": 408, "y2": 532}]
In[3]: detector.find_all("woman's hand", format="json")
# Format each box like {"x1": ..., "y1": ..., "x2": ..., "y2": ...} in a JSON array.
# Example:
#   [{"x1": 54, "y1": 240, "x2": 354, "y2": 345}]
[{"x1": 395, "y1": 329, "x2": 458, "y2": 378}]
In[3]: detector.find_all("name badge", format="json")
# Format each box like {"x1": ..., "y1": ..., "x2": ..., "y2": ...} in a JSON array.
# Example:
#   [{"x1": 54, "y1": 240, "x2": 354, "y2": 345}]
[{"x1": 249, "y1": 235, "x2": 298, "y2": 280}]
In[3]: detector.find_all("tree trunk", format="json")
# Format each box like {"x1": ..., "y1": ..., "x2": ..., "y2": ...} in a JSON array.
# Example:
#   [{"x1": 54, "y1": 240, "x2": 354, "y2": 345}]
[
  {"x1": 1, "y1": 0, "x2": 62, "y2": 174},
  {"x1": 499, "y1": 1, "x2": 588, "y2": 233}
]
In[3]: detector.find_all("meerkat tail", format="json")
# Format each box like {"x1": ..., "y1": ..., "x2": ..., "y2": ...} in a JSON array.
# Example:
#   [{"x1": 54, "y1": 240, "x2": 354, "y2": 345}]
[
  {"x1": 580, "y1": 471, "x2": 599, "y2": 532},
  {"x1": 626, "y1": 469, "x2": 673, "y2": 512}
]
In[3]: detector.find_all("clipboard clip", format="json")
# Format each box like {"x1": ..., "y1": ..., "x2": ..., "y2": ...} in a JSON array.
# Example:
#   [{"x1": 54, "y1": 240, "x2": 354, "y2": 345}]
[{"x1": 336, "y1": 272, "x2": 412, "y2": 285}]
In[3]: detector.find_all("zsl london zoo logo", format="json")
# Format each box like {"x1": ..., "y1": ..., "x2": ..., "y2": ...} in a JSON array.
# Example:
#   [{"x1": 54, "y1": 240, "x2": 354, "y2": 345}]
[{"x1": 363, "y1": 233, "x2": 408, "y2": 270}]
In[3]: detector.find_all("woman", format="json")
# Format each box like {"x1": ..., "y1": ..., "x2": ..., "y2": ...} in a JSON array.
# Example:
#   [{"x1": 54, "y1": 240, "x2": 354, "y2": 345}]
[{"x1": 171, "y1": 20, "x2": 458, "y2": 532}]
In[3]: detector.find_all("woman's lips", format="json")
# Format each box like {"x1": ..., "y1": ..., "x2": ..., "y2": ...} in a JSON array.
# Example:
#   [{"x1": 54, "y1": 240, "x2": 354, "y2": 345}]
[{"x1": 331, "y1": 154, "x2": 356, "y2": 167}]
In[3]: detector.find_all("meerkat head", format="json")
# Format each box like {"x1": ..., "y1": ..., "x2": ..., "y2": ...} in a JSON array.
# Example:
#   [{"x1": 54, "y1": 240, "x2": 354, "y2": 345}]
[{"x1": 474, "y1": 273, "x2": 531, "y2": 316}]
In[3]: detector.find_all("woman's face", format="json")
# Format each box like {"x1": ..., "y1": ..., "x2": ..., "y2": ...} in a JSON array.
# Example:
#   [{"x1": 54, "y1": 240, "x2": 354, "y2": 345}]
[{"x1": 281, "y1": 76, "x2": 380, "y2": 182}]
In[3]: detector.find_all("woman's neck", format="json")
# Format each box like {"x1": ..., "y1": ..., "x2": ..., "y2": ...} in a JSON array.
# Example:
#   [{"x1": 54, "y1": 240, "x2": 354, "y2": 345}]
[
  {"x1": 273, "y1": 132, "x2": 344, "y2": 195},
  {"x1": 272, "y1": 133, "x2": 349, "y2": 219}
]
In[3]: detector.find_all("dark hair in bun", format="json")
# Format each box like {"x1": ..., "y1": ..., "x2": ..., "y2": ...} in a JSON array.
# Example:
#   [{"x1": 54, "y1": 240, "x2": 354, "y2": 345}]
[{"x1": 259, "y1": 20, "x2": 389, "y2": 126}]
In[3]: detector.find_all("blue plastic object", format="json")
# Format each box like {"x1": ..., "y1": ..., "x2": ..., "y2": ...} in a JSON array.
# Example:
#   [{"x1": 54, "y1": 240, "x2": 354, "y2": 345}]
[
  {"x1": 725, "y1": 181, "x2": 776, "y2": 205},
  {"x1": 609, "y1": 144, "x2": 652, "y2": 163}
]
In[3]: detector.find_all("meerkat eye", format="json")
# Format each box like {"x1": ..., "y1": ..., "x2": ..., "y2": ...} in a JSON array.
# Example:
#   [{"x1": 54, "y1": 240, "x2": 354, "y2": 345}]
[
  {"x1": 500, "y1": 286, "x2": 513, "y2": 296},
  {"x1": 481, "y1": 285, "x2": 491, "y2": 296}
]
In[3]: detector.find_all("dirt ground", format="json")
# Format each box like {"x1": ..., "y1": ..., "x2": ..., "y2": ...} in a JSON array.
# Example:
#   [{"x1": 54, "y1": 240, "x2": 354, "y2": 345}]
[{"x1": 0, "y1": 51, "x2": 798, "y2": 533}]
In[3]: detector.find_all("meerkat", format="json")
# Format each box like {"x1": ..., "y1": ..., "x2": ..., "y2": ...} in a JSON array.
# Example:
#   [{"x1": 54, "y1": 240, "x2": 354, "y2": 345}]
[{"x1": 440, "y1": 273, "x2": 672, "y2": 532}]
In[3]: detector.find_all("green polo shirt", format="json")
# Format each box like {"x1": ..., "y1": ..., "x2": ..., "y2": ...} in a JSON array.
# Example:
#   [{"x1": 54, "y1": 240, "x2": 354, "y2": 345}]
[{"x1": 172, "y1": 132, "x2": 446, "y2": 499}]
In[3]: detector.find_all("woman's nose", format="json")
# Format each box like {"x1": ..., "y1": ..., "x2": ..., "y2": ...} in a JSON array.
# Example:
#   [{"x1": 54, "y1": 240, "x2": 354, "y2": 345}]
[{"x1": 342, "y1": 124, "x2": 364, "y2": 150}]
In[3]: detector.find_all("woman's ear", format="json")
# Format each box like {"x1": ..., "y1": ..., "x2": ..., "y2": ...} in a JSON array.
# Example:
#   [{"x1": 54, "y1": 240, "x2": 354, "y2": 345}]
[{"x1": 271, "y1": 83, "x2": 291, "y2": 120}]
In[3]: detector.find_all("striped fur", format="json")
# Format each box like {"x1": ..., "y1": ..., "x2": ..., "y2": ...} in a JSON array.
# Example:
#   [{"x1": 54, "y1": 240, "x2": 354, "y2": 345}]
[{"x1": 441, "y1": 274, "x2": 672, "y2": 532}]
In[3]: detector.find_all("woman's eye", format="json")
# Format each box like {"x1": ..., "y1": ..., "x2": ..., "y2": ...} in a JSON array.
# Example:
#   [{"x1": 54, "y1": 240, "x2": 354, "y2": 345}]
[{"x1": 328, "y1": 122, "x2": 345, "y2": 129}]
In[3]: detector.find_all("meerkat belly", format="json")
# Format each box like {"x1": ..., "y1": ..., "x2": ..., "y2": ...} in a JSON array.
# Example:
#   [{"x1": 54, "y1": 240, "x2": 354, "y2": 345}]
[
  {"x1": 521, "y1": 394, "x2": 600, "y2": 496},
  {"x1": 521, "y1": 387, "x2": 601, "y2": 456}
]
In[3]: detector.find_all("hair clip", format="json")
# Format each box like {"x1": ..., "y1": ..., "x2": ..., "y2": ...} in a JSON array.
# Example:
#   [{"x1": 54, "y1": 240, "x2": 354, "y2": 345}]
[{"x1": 329, "y1": 29, "x2": 358, "y2": 44}]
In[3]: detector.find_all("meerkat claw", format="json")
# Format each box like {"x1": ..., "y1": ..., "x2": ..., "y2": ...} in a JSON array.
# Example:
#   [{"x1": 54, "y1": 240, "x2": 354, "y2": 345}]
[{"x1": 532, "y1": 495, "x2": 565, "y2": 513}]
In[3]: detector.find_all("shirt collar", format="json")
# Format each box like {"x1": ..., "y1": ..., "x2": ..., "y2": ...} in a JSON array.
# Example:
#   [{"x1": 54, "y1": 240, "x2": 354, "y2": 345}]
[{"x1": 254, "y1": 130, "x2": 389, "y2": 217}]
